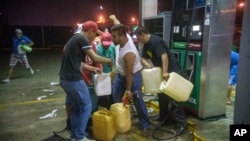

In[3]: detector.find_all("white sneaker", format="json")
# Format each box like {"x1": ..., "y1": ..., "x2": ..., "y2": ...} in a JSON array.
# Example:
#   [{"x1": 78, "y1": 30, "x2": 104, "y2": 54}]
[
  {"x1": 71, "y1": 137, "x2": 96, "y2": 141},
  {"x1": 2, "y1": 78, "x2": 10, "y2": 83},
  {"x1": 82, "y1": 137, "x2": 96, "y2": 141},
  {"x1": 29, "y1": 68, "x2": 34, "y2": 75}
]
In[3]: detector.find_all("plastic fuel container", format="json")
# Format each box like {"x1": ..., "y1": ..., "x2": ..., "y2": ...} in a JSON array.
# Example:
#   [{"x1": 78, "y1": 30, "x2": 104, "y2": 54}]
[
  {"x1": 94, "y1": 73, "x2": 112, "y2": 96},
  {"x1": 20, "y1": 45, "x2": 32, "y2": 53},
  {"x1": 110, "y1": 103, "x2": 131, "y2": 133},
  {"x1": 92, "y1": 109, "x2": 116, "y2": 141},
  {"x1": 159, "y1": 72, "x2": 193, "y2": 102},
  {"x1": 141, "y1": 67, "x2": 162, "y2": 94}
]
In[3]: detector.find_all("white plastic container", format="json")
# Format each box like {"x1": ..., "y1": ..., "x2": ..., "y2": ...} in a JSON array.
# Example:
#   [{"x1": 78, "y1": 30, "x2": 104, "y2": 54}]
[
  {"x1": 141, "y1": 67, "x2": 162, "y2": 94},
  {"x1": 94, "y1": 73, "x2": 111, "y2": 96},
  {"x1": 159, "y1": 72, "x2": 193, "y2": 102},
  {"x1": 110, "y1": 103, "x2": 131, "y2": 133}
]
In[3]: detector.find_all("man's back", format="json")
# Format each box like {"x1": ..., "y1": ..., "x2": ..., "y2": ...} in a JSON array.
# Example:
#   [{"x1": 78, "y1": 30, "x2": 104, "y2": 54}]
[
  {"x1": 59, "y1": 34, "x2": 90, "y2": 81},
  {"x1": 142, "y1": 34, "x2": 180, "y2": 73},
  {"x1": 230, "y1": 51, "x2": 239, "y2": 67}
]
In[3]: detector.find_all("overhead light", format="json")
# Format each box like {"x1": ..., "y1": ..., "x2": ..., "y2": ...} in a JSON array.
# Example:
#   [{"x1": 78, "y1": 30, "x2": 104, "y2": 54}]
[
  {"x1": 239, "y1": 3, "x2": 244, "y2": 7},
  {"x1": 100, "y1": 5, "x2": 103, "y2": 10}
]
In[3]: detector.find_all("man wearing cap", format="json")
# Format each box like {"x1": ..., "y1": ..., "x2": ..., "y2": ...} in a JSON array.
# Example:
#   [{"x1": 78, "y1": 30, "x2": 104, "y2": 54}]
[
  {"x1": 2, "y1": 28, "x2": 34, "y2": 83},
  {"x1": 76, "y1": 22, "x2": 102, "y2": 97},
  {"x1": 56, "y1": 23, "x2": 102, "y2": 140},
  {"x1": 96, "y1": 32, "x2": 116, "y2": 109},
  {"x1": 97, "y1": 32, "x2": 115, "y2": 74},
  {"x1": 59, "y1": 21, "x2": 112, "y2": 141}
]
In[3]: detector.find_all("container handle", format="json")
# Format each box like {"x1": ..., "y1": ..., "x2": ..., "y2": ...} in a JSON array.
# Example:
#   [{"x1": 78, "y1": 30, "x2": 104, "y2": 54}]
[{"x1": 98, "y1": 110, "x2": 112, "y2": 116}]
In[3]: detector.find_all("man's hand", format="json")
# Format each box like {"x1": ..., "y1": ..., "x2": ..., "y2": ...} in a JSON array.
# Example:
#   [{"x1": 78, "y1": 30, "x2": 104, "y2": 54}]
[
  {"x1": 141, "y1": 58, "x2": 153, "y2": 69},
  {"x1": 163, "y1": 72, "x2": 170, "y2": 80},
  {"x1": 94, "y1": 67, "x2": 102, "y2": 74},
  {"x1": 122, "y1": 92, "x2": 133, "y2": 105},
  {"x1": 144, "y1": 64, "x2": 153, "y2": 69},
  {"x1": 109, "y1": 15, "x2": 116, "y2": 20},
  {"x1": 109, "y1": 14, "x2": 120, "y2": 24},
  {"x1": 107, "y1": 60, "x2": 112, "y2": 68}
]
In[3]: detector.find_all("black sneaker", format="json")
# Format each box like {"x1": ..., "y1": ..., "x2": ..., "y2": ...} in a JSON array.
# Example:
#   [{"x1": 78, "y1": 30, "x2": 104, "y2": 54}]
[
  {"x1": 142, "y1": 128, "x2": 150, "y2": 137},
  {"x1": 151, "y1": 116, "x2": 164, "y2": 121},
  {"x1": 176, "y1": 126, "x2": 187, "y2": 136}
]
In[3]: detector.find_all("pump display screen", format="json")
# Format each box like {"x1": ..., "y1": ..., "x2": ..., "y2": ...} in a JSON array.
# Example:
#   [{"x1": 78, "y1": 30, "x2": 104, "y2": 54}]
[
  {"x1": 172, "y1": 21, "x2": 189, "y2": 41},
  {"x1": 190, "y1": 25, "x2": 202, "y2": 41},
  {"x1": 192, "y1": 25, "x2": 200, "y2": 31}
]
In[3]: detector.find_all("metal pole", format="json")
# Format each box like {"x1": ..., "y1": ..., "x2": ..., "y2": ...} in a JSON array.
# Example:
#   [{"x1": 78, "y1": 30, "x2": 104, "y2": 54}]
[
  {"x1": 234, "y1": 0, "x2": 250, "y2": 124},
  {"x1": 198, "y1": 0, "x2": 237, "y2": 119}
]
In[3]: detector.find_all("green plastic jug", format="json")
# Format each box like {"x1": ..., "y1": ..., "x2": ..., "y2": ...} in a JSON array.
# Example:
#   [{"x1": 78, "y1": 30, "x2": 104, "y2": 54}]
[{"x1": 20, "y1": 45, "x2": 32, "y2": 53}]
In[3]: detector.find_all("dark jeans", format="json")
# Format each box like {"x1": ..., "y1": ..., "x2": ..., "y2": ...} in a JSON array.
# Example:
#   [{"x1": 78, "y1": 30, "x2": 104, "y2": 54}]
[
  {"x1": 60, "y1": 79, "x2": 92, "y2": 140},
  {"x1": 113, "y1": 71, "x2": 150, "y2": 129},
  {"x1": 158, "y1": 93, "x2": 187, "y2": 127}
]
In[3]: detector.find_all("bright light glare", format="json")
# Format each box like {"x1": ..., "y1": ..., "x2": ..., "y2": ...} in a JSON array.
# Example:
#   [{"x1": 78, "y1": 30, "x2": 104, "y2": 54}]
[
  {"x1": 100, "y1": 5, "x2": 103, "y2": 10},
  {"x1": 238, "y1": 3, "x2": 244, "y2": 7},
  {"x1": 97, "y1": 15, "x2": 105, "y2": 23},
  {"x1": 192, "y1": 25, "x2": 200, "y2": 31}
]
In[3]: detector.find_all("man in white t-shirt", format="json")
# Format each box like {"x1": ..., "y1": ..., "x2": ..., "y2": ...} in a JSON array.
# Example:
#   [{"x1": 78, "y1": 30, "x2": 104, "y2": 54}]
[{"x1": 109, "y1": 15, "x2": 150, "y2": 137}]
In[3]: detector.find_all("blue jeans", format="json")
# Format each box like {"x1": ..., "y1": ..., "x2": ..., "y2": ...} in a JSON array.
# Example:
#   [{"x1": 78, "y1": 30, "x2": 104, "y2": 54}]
[
  {"x1": 60, "y1": 79, "x2": 92, "y2": 140},
  {"x1": 113, "y1": 71, "x2": 150, "y2": 129}
]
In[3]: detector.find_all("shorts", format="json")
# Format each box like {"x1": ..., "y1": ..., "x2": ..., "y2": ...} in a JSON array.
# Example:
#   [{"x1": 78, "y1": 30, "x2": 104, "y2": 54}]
[
  {"x1": 228, "y1": 65, "x2": 238, "y2": 86},
  {"x1": 9, "y1": 53, "x2": 30, "y2": 68}
]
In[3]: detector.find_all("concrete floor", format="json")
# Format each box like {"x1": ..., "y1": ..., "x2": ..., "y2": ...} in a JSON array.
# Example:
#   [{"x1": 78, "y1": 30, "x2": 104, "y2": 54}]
[{"x1": 0, "y1": 49, "x2": 234, "y2": 141}]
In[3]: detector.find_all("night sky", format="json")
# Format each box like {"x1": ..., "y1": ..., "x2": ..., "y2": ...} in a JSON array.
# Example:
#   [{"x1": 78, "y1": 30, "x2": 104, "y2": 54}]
[{"x1": 0, "y1": 0, "x2": 171, "y2": 27}]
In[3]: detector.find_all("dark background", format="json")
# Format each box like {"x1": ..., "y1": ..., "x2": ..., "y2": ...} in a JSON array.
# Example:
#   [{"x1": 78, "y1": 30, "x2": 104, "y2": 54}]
[
  {"x1": 0, "y1": 0, "x2": 170, "y2": 48},
  {"x1": 0, "y1": 0, "x2": 244, "y2": 48}
]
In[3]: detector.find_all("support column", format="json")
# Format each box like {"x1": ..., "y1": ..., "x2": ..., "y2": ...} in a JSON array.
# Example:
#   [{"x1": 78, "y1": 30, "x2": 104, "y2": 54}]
[
  {"x1": 139, "y1": 0, "x2": 158, "y2": 25},
  {"x1": 234, "y1": 0, "x2": 250, "y2": 124},
  {"x1": 198, "y1": 0, "x2": 237, "y2": 119}
]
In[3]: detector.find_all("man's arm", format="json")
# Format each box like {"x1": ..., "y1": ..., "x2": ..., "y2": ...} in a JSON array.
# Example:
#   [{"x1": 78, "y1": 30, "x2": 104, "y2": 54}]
[
  {"x1": 109, "y1": 15, "x2": 121, "y2": 25},
  {"x1": 80, "y1": 62, "x2": 102, "y2": 74},
  {"x1": 124, "y1": 52, "x2": 135, "y2": 92},
  {"x1": 27, "y1": 41, "x2": 34, "y2": 47},
  {"x1": 161, "y1": 53, "x2": 170, "y2": 80},
  {"x1": 24, "y1": 36, "x2": 34, "y2": 47},
  {"x1": 85, "y1": 49, "x2": 112, "y2": 65},
  {"x1": 141, "y1": 58, "x2": 153, "y2": 69}
]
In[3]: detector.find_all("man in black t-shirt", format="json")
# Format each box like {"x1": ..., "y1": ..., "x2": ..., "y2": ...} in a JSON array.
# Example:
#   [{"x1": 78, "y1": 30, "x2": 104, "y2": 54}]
[
  {"x1": 59, "y1": 21, "x2": 112, "y2": 141},
  {"x1": 135, "y1": 26, "x2": 187, "y2": 136}
]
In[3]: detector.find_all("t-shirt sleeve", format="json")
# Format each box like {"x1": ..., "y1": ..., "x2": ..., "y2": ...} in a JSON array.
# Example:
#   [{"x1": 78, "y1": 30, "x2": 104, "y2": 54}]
[
  {"x1": 154, "y1": 40, "x2": 167, "y2": 58},
  {"x1": 79, "y1": 36, "x2": 92, "y2": 52}
]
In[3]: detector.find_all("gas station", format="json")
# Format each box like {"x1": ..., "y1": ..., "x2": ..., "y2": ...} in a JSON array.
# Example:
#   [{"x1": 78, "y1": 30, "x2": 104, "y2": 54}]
[
  {"x1": 139, "y1": 0, "x2": 249, "y2": 122},
  {"x1": 0, "y1": 0, "x2": 249, "y2": 140}
]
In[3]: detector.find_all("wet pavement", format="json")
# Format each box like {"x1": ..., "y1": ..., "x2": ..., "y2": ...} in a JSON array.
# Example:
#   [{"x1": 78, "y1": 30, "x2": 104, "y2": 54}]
[{"x1": 0, "y1": 48, "x2": 234, "y2": 141}]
